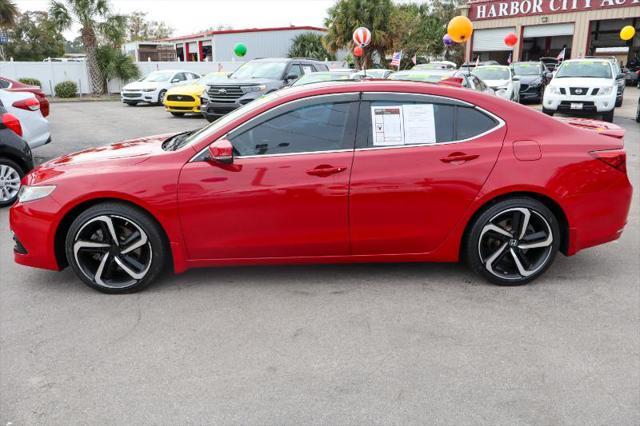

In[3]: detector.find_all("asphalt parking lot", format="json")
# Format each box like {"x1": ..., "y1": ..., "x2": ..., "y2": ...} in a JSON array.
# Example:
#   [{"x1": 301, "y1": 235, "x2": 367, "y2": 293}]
[{"x1": 1, "y1": 92, "x2": 639, "y2": 425}]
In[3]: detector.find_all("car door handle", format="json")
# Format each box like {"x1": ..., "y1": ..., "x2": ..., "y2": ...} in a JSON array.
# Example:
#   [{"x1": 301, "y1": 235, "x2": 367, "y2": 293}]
[
  {"x1": 306, "y1": 165, "x2": 347, "y2": 177},
  {"x1": 440, "y1": 152, "x2": 479, "y2": 163}
]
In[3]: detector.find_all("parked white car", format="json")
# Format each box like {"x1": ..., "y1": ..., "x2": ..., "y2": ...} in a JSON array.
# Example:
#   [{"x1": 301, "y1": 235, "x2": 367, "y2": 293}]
[
  {"x1": 120, "y1": 70, "x2": 201, "y2": 106},
  {"x1": 542, "y1": 59, "x2": 618, "y2": 122},
  {"x1": 472, "y1": 65, "x2": 520, "y2": 102},
  {"x1": 0, "y1": 89, "x2": 51, "y2": 149}
]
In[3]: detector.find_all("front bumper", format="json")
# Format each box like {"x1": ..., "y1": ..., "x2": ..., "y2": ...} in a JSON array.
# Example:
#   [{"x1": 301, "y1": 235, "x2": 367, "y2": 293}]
[
  {"x1": 543, "y1": 92, "x2": 615, "y2": 113},
  {"x1": 10, "y1": 197, "x2": 64, "y2": 271},
  {"x1": 121, "y1": 90, "x2": 159, "y2": 104},
  {"x1": 519, "y1": 85, "x2": 543, "y2": 100},
  {"x1": 164, "y1": 98, "x2": 201, "y2": 113}
]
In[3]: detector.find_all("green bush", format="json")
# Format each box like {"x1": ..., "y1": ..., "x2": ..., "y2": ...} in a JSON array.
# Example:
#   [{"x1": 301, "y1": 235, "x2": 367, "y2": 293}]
[
  {"x1": 54, "y1": 81, "x2": 78, "y2": 98},
  {"x1": 18, "y1": 78, "x2": 42, "y2": 87}
]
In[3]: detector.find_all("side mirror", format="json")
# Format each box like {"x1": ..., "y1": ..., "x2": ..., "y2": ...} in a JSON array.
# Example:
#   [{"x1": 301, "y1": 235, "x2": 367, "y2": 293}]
[
  {"x1": 616, "y1": 73, "x2": 624, "y2": 80},
  {"x1": 545, "y1": 72, "x2": 553, "y2": 79},
  {"x1": 171, "y1": 78, "x2": 180, "y2": 83},
  {"x1": 512, "y1": 76, "x2": 520, "y2": 81},
  {"x1": 285, "y1": 74, "x2": 298, "y2": 82},
  {"x1": 208, "y1": 139, "x2": 234, "y2": 164}
]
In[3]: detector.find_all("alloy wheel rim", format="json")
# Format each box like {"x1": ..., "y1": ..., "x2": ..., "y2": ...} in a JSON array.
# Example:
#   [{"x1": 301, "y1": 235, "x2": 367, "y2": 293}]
[
  {"x1": 73, "y1": 215, "x2": 152, "y2": 289},
  {"x1": 478, "y1": 207, "x2": 554, "y2": 280},
  {"x1": 0, "y1": 164, "x2": 21, "y2": 202}
]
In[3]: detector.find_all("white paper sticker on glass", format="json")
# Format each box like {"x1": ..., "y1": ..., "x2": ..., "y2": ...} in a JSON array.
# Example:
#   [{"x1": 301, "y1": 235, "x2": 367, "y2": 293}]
[
  {"x1": 403, "y1": 104, "x2": 436, "y2": 145},
  {"x1": 371, "y1": 106, "x2": 404, "y2": 146}
]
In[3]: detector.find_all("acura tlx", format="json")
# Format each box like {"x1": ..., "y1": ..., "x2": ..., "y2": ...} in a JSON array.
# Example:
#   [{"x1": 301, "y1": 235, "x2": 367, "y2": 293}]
[{"x1": 10, "y1": 80, "x2": 632, "y2": 293}]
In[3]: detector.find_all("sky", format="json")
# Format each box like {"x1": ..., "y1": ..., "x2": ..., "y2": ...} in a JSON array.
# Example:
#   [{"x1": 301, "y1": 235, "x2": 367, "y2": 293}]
[
  {"x1": 12, "y1": 0, "x2": 346, "y2": 40},
  {"x1": 15, "y1": 0, "x2": 429, "y2": 40}
]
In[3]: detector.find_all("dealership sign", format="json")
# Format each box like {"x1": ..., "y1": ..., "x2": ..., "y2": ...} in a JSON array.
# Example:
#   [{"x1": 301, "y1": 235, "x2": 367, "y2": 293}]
[{"x1": 470, "y1": 0, "x2": 639, "y2": 20}]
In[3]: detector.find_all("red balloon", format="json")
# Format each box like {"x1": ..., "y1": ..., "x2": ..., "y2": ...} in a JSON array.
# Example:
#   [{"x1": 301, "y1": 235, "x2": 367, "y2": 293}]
[
  {"x1": 353, "y1": 46, "x2": 363, "y2": 57},
  {"x1": 504, "y1": 32, "x2": 518, "y2": 47}
]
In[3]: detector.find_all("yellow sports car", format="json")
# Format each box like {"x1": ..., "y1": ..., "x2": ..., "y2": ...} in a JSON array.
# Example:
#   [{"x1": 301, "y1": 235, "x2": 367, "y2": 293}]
[{"x1": 163, "y1": 72, "x2": 226, "y2": 117}]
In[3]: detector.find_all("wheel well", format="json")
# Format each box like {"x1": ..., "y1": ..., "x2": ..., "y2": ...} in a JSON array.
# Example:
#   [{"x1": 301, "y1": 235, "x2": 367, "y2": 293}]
[
  {"x1": 54, "y1": 198, "x2": 172, "y2": 269},
  {"x1": 460, "y1": 192, "x2": 570, "y2": 259},
  {"x1": 0, "y1": 152, "x2": 31, "y2": 176}
]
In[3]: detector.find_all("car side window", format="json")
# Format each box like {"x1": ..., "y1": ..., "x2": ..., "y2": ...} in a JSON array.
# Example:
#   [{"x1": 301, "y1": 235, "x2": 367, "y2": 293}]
[
  {"x1": 302, "y1": 65, "x2": 315, "y2": 74},
  {"x1": 188, "y1": 73, "x2": 200, "y2": 80},
  {"x1": 457, "y1": 107, "x2": 498, "y2": 140},
  {"x1": 230, "y1": 101, "x2": 357, "y2": 156},
  {"x1": 173, "y1": 73, "x2": 187, "y2": 82},
  {"x1": 0, "y1": 79, "x2": 9, "y2": 89}
]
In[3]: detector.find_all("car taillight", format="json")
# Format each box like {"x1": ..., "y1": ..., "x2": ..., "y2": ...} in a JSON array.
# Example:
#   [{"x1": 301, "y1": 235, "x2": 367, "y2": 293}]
[
  {"x1": 590, "y1": 149, "x2": 626, "y2": 173},
  {"x1": 1, "y1": 113, "x2": 23, "y2": 136},
  {"x1": 12, "y1": 97, "x2": 40, "y2": 111}
]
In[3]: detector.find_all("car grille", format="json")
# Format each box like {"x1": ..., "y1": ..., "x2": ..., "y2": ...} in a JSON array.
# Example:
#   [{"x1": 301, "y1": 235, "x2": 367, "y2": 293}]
[
  {"x1": 122, "y1": 92, "x2": 141, "y2": 98},
  {"x1": 169, "y1": 106, "x2": 196, "y2": 111},
  {"x1": 569, "y1": 87, "x2": 589, "y2": 96},
  {"x1": 207, "y1": 85, "x2": 243, "y2": 102},
  {"x1": 166, "y1": 94, "x2": 195, "y2": 102}
]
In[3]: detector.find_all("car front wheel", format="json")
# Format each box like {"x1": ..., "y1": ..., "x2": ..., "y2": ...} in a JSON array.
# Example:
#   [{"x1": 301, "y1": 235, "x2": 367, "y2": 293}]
[
  {"x1": 542, "y1": 107, "x2": 554, "y2": 116},
  {"x1": 465, "y1": 197, "x2": 560, "y2": 286},
  {"x1": 0, "y1": 159, "x2": 23, "y2": 207},
  {"x1": 157, "y1": 90, "x2": 167, "y2": 105},
  {"x1": 602, "y1": 109, "x2": 614, "y2": 123},
  {"x1": 65, "y1": 202, "x2": 167, "y2": 293}
]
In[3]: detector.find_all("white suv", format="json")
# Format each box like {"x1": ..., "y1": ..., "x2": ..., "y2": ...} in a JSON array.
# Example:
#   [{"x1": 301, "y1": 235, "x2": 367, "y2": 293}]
[{"x1": 542, "y1": 59, "x2": 618, "y2": 122}]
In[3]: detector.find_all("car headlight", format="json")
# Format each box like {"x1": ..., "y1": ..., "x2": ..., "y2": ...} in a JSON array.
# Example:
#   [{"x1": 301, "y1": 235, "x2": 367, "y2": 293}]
[
  {"x1": 142, "y1": 88, "x2": 157, "y2": 92},
  {"x1": 600, "y1": 86, "x2": 614, "y2": 95},
  {"x1": 17, "y1": 185, "x2": 56, "y2": 203},
  {"x1": 241, "y1": 84, "x2": 267, "y2": 94},
  {"x1": 547, "y1": 86, "x2": 561, "y2": 95}
]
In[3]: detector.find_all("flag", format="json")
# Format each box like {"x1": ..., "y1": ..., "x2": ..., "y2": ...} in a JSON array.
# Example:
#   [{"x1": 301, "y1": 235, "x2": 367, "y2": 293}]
[
  {"x1": 507, "y1": 53, "x2": 512, "y2": 64},
  {"x1": 556, "y1": 48, "x2": 566, "y2": 61},
  {"x1": 390, "y1": 51, "x2": 402, "y2": 68},
  {"x1": 412, "y1": 54, "x2": 417, "y2": 65}
]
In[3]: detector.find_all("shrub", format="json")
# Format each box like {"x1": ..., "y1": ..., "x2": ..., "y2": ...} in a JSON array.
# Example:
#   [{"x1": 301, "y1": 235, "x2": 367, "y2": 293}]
[
  {"x1": 18, "y1": 78, "x2": 42, "y2": 87},
  {"x1": 54, "y1": 81, "x2": 78, "y2": 98}
]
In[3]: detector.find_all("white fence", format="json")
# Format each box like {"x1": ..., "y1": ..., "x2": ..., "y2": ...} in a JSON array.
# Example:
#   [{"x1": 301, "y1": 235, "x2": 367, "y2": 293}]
[
  {"x1": 0, "y1": 60, "x2": 350, "y2": 96},
  {"x1": 0, "y1": 61, "x2": 244, "y2": 96}
]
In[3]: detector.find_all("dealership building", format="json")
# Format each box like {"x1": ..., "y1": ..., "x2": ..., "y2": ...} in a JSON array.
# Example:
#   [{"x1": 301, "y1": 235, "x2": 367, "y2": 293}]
[{"x1": 461, "y1": 0, "x2": 639, "y2": 65}]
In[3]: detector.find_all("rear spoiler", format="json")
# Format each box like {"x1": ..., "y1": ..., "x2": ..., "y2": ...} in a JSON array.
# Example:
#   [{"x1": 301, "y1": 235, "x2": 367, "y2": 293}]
[
  {"x1": 438, "y1": 77, "x2": 464, "y2": 88},
  {"x1": 555, "y1": 117, "x2": 625, "y2": 139}
]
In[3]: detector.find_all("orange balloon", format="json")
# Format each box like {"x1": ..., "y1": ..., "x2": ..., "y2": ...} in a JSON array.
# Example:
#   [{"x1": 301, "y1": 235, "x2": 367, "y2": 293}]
[{"x1": 448, "y1": 16, "x2": 474, "y2": 43}]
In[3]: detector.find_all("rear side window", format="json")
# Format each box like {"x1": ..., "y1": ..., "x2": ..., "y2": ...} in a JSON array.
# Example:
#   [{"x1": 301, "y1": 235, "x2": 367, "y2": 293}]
[
  {"x1": 457, "y1": 107, "x2": 498, "y2": 140},
  {"x1": 0, "y1": 79, "x2": 9, "y2": 89}
]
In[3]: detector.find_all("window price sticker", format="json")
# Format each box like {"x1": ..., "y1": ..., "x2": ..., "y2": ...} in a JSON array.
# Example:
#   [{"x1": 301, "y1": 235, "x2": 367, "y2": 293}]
[{"x1": 371, "y1": 104, "x2": 436, "y2": 146}]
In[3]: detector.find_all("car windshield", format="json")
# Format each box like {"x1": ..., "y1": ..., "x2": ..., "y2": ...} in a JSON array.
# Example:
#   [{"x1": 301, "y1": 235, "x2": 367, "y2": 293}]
[
  {"x1": 353, "y1": 69, "x2": 388, "y2": 78},
  {"x1": 388, "y1": 71, "x2": 453, "y2": 82},
  {"x1": 163, "y1": 91, "x2": 282, "y2": 151},
  {"x1": 472, "y1": 67, "x2": 511, "y2": 81},
  {"x1": 199, "y1": 72, "x2": 227, "y2": 85},
  {"x1": 231, "y1": 61, "x2": 287, "y2": 80},
  {"x1": 142, "y1": 71, "x2": 174, "y2": 82},
  {"x1": 413, "y1": 63, "x2": 450, "y2": 70},
  {"x1": 291, "y1": 72, "x2": 353, "y2": 86},
  {"x1": 512, "y1": 63, "x2": 541, "y2": 75},
  {"x1": 555, "y1": 61, "x2": 612, "y2": 79}
]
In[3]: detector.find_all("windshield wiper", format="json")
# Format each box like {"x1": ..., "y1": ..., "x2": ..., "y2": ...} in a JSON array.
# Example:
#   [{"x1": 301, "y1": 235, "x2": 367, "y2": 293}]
[{"x1": 162, "y1": 130, "x2": 195, "y2": 151}]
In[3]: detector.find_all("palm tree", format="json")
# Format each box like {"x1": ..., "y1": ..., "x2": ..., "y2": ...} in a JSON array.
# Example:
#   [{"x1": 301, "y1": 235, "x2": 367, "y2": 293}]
[
  {"x1": 288, "y1": 32, "x2": 335, "y2": 61},
  {"x1": 49, "y1": 0, "x2": 127, "y2": 95},
  {"x1": 96, "y1": 45, "x2": 140, "y2": 94},
  {"x1": 324, "y1": 0, "x2": 395, "y2": 68},
  {"x1": 0, "y1": 0, "x2": 19, "y2": 27}
]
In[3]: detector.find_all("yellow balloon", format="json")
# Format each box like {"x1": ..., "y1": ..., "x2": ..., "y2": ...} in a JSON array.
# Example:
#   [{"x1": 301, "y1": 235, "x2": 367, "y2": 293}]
[
  {"x1": 620, "y1": 25, "x2": 635, "y2": 41},
  {"x1": 448, "y1": 16, "x2": 474, "y2": 43}
]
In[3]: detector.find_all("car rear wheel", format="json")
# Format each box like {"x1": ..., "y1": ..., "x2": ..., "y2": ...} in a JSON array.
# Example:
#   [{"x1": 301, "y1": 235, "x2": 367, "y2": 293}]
[
  {"x1": 0, "y1": 159, "x2": 23, "y2": 207},
  {"x1": 465, "y1": 197, "x2": 560, "y2": 286},
  {"x1": 170, "y1": 112, "x2": 185, "y2": 117},
  {"x1": 602, "y1": 109, "x2": 614, "y2": 123},
  {"x1": 65, "y1": 202, "x2": 167, "y2": 293}
]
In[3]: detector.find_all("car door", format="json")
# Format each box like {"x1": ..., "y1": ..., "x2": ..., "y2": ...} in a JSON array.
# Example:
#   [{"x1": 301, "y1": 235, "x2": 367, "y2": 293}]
[
  {"x1": 178, "y1": 94, "x2": 359, "y2": 260},
  {"x1": 349, "y1": 93, "x2": 506, "y2": 255},
  {"x1": 171, "y1": 72, "x2": 187, "y2": 86}
]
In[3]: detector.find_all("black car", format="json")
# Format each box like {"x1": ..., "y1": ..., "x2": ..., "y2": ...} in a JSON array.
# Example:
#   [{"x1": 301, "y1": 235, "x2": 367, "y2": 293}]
[
  {"x1": 511, "y1": 61, "x2": 552, "y2": 103},
  {"x1": 0, "y1": 99, "x2": 34, "y2": 206},
  {"x1": 201, "y1": 58, "x2": 329, "y2": 122}
]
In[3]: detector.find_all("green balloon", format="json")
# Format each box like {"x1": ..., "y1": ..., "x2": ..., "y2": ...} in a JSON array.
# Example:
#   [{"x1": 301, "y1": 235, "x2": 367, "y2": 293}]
[{"x1": 234, "y1": 43, "x2": 247, "y2": 57}]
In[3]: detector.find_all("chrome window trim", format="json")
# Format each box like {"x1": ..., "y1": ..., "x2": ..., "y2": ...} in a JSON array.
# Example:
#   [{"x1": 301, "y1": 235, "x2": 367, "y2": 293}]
[{"x1": 190, "y1": 91, "x2": 505, "y2": 162}]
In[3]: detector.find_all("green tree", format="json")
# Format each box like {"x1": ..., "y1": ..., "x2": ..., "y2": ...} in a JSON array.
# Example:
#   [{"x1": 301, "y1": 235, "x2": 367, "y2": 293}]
[
  {"x1": 5, "y1": 11, "x2": 65, "y2": 61},
  {"x1": 49, "y1": 0, "x2": 128, "y2": 95},
  {"x1": 0, "y1": 0, "x2": 18, "y2": 27},
  {"x1": 288, "y1": 32, "x2": 335, "y2": 61},
  {"x1": 64, "y1": 36, "x2": 85, "y2": 53},
  {"x1": 127, "y1": 11, "x2": 173, "y2": 41},
  {"x1": 324, "y1": 0, "x2": 395, "y2": 68},
  {"x1": 96, "y1": 45, "x2": 140, "y2": 94}
]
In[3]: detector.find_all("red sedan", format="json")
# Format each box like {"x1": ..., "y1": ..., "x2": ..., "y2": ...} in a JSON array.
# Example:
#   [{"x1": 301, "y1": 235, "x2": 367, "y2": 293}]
[{"x1": 10, "y1": 81, "x2": 632, "y2": 293}]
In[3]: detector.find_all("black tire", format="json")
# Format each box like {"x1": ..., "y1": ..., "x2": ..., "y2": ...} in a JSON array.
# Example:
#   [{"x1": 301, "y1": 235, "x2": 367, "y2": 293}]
[
  {"x1": 65, "y1": 202, "x2": 167, "y2": 293},
  {"x1": 636, "y1": 104, "x2": 640, "y2": 123},
  {"x1": 0, "y1": 158, "x2": 24, "y2": 207},
  {"x1": 542, "y1": 108, "x2": 554, "y2": 116},
  {"x1": 205, "y1": 115, "x2": 217, "y2": 123},
  {"x1": 156, "y1": 90, "x2": 167, "y2": 105},
  {"x1": 615, "y1": 96, "x2": 622, "y2": 108},
  {"x1": 465, "y1": 197, "x2": 560, "y2": 286},
  {"x1": 124, "y1": 101, "x2": 137, "y2": 106},
  {"x1": 170, "y1": 112, "x2": 185, "y2": 117},
  {"x1": 602, "y1": 109, "x2": 614, "y2": 123}
]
